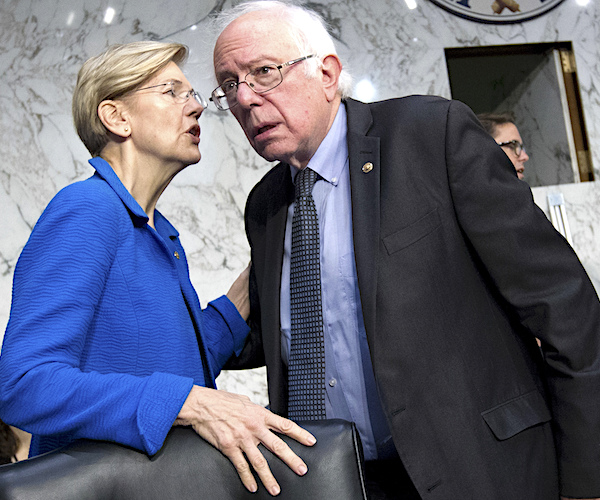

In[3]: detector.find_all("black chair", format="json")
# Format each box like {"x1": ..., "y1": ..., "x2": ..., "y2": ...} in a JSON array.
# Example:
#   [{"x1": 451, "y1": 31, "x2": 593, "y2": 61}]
[{"x1": 0, "y1": 419, "x2": 366, "y2": 500}]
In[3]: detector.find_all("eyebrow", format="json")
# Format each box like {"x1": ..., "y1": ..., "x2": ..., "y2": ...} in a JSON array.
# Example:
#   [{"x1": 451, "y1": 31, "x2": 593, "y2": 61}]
[{"x1": 216, "y1": 57, "x2": 281, "y2": 81}]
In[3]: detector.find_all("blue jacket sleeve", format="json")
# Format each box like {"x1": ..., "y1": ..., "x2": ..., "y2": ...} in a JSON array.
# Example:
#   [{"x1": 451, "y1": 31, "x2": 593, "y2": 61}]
[
  {"x1": 202, "y1": 296, "x2": 250, "y2": 379},
  {"x1": 0, "y1": 182, "x2": 193, "y2": 455}
]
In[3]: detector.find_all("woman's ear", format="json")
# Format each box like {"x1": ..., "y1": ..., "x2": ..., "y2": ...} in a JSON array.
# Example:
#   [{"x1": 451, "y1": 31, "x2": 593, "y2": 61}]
[
  {"x1": 98, "y1": 100, "x2": 130, "y2": 138},
  {"x1": 320, "y1": 54, "x2": 343, "y2": 102}
]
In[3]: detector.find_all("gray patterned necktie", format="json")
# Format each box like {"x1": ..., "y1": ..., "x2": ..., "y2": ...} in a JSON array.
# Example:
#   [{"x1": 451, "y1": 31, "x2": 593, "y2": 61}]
[{"x1": 288, "y1": 167, "x2": 326, "y2": 420}]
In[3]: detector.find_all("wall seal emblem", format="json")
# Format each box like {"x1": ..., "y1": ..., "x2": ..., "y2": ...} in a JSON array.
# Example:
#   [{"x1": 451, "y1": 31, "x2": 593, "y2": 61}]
[{"x1": 428, "y1": 0, "x2": 566, "y2": 23}]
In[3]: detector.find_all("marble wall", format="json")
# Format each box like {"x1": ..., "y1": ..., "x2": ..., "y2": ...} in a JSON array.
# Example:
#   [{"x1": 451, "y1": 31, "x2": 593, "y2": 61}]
[{"x1": 1, "y1": 0, "x2": 598, "y2": 405}]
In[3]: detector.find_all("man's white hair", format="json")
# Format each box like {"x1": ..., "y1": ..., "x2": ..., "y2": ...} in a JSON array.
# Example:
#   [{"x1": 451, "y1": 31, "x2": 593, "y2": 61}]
[{"x1": 211, "y1": 0, "x2": 352, "y2": 98}]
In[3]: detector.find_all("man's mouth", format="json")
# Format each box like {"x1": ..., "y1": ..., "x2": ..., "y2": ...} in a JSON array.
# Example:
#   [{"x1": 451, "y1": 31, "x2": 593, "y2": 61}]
[{"x1": 256, "y1": 124, "x2": 275, "y2": 137}]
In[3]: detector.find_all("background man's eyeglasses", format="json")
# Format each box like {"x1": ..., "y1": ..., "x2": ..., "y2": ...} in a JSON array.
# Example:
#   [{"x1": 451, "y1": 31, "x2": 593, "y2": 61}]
[
  {"x1": 210, "y1": 54, "x2": 316, "y2": 111},
  {"x1": 498, "y1": 140, "x2": 526, "y2": 157},
  {"x1": 133, "y1": 81, "x2": 208, "y2": 109}
]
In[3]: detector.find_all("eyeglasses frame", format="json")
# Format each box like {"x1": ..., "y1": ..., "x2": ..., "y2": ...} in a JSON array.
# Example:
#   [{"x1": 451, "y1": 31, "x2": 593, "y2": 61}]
[
  {"x1": 132, "y1": 81, "x2": 208, "y2": 110},
  {"x1": 497, "y1": 139, "x2": 526, "y2": 157},
  {"x1": 210, "y1": 54, "x2": 317, "y2": 111}
]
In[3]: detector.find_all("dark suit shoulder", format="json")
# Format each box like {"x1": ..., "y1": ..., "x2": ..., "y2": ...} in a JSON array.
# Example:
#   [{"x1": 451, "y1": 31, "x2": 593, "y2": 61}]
[
  {"x1": 346, "y1": 95, "x2": 474, "y2": 138},
  {"x1": 370, "y1": 94, "x2": 449, "y2": 110},
  {"x1": 247, "y1": 162, "x2": 289, "y2": 199},
  {"x1": 245, "y1": 162, "x2": 294, "y2": 228}
]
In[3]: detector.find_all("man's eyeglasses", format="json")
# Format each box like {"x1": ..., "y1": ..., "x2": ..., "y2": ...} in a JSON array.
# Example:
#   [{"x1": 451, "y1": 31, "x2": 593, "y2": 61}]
[
  {"x1": 133, "y1": 81, "x2": 208, "y2": 109},
  {"x1": 210, "y1": 54, "x2": 316, "y2": 111},
  {"x1": 498, "y1": 140, "x2": 526, "y2": 157}
]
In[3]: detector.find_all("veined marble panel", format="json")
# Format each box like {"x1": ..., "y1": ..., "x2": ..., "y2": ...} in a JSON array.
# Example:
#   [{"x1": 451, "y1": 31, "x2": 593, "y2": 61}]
[
  {"x1": 532, "y1": 182, "x2": 600, "y2": 292},
  {"x1": 1, "y1": 0, "x2": 599, "y2": 404}
]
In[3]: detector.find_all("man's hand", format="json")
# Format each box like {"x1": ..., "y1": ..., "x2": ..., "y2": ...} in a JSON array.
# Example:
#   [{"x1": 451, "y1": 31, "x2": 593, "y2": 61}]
[{"x1": 174, "y1": 385, "x2": 316, "y2": 496}]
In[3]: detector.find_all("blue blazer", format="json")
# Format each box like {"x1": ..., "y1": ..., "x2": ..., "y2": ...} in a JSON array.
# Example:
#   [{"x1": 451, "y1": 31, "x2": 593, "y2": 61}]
[{"x1": 0, "y1": 157, "x2": 249, "y2": 457}]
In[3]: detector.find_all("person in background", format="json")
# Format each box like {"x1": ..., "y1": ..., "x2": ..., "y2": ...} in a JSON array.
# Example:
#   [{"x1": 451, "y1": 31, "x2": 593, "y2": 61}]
[
  {"x1": 0, "y1": 40, "x2": 313, "y2": 497},
  {"x1": 210, "y1": 2, "x2": 600, "y2": 499},
  {"x1": 477, "y1": 112, "x2": 529, "y2": 180}
]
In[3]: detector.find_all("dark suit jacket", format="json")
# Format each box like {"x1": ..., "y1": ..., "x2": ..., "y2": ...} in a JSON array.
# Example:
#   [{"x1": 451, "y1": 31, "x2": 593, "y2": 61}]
[{"x1": 230, "y1": 96, "x2": 600, "y2": 499}]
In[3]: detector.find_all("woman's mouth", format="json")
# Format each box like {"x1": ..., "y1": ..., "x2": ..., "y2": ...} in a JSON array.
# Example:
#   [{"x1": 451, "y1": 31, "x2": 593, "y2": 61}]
[{"x1": 187, "y1": 124, "x2": 200, "y2": 144}]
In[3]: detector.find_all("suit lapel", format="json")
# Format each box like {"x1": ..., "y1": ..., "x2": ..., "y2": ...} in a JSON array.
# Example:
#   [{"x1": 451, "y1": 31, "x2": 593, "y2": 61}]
[
  {"x1": 260, "y1": 165, "x2": 294, "y2": 414},
  {"x1": 345, "y1": 99, "x2": 381, "y2": 340}
]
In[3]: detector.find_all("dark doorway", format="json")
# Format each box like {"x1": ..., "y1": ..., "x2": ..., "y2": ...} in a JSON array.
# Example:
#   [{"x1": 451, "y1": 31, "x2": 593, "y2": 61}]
[{"x1": 445, "y1": 42, "x2": 593, "y2": 187}]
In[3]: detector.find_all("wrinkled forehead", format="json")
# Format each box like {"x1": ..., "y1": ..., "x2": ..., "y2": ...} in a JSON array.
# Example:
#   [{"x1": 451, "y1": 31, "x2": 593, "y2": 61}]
[{"x1": 213, "y1": 12, "x2": 298, "y2": 74}]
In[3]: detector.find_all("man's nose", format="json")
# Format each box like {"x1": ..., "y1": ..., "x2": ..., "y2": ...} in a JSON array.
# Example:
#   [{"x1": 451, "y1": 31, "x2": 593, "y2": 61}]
[{"x1": 235, "y1": 82, "x2": 263, "y2": 107}]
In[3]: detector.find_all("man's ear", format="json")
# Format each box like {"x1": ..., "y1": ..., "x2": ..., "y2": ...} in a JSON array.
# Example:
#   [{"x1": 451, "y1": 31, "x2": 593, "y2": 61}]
[
  {"x1": 321, "y1": 54, "x2": 343, "y2": 102},
  {"x1": 97, "y1": 100, "x2": 130, "y2": 138}
]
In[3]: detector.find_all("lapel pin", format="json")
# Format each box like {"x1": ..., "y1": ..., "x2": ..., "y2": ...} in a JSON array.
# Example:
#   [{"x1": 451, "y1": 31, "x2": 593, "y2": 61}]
[{"x1": 362, "y1": 162, "x2": 374, "y2": 173}]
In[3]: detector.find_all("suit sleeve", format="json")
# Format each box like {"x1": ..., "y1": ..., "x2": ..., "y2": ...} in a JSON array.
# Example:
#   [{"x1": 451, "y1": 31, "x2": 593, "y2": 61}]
[{"x1": 444, "y1": 99, "x2": 600, "y2": 497}]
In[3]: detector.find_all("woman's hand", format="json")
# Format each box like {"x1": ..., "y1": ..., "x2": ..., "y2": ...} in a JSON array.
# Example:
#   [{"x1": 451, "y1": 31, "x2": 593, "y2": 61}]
[
  {"x1": 174, "y1": 385, "x2": 316, "y2": 496},
  {"x1": 226, "y1": 263, "x2": 251, "y2": 321}
]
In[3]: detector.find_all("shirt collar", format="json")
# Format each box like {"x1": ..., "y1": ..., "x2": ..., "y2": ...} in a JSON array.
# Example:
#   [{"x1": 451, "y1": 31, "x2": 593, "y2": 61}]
[
  {"x1": 290, "y1": 103, "x2": 348, "y2": 187},
  {"x1": 88, "y1": 157, "x2": 179, "y2": 238}
]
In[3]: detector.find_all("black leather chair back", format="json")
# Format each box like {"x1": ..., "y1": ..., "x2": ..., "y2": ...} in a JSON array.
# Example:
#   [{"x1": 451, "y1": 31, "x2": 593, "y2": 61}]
[{"x1": 0, "y1": 419, "x2": 366, "y2": 500}]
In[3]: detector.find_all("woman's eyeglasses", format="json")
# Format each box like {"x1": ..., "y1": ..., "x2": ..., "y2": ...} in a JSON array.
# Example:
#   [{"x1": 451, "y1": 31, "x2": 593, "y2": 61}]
[
  {"x1": 498, "y1": 140, "x2": 526, "y2": 157},
  {"x1": 132, "y1": 81, "x2": 208, "y2": 109}
]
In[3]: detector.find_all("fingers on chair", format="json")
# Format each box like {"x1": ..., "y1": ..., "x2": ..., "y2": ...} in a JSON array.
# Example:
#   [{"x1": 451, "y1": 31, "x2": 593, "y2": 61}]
[
  {"x1": 263, "y1": 432, "x2": 308, "y2": 477},
  {"x1": 247, "y1": 444, "x2": 283, "y2": 496},
  {"x1": 227, "y1": 448, "x2": 260, "y2": 494},
  {"x1": 268, "y1": 414, "x2": 317, "y2": 446}
]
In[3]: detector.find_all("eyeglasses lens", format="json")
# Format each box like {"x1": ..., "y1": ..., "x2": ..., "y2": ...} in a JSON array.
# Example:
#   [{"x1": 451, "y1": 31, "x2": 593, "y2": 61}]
[
  {"x1": 213, "y1": 66, "x2": 283, "y2": 111},
  {"x1": 514, "y1": 142, "x2": 522, "y2": 156}
]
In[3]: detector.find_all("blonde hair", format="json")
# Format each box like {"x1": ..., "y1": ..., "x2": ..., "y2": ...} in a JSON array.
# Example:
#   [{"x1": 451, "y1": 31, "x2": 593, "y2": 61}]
[
  {"x1": 73, "y1": 41, "x2": 188, "y2": 157},
  {"x1": 211, "y1": 1, "x2": 352, "y2": 98}
]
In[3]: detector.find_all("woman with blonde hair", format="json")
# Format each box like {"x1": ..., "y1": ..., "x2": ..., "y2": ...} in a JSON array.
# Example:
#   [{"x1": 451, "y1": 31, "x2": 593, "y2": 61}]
[{"x1": 0, "y1": 41, "x2": 313, "y2": 496}]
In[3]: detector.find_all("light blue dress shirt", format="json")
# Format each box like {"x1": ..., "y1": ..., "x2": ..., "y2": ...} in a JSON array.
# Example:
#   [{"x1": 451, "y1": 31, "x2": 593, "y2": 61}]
[{"x1": 280, "y1": 104, "x2": 394, "y2": 460}]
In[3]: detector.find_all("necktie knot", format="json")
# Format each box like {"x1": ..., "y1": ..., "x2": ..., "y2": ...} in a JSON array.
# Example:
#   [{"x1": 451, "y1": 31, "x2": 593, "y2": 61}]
[{"x1": 295, "y1": 167, "x2": 318, "y2": 199}]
